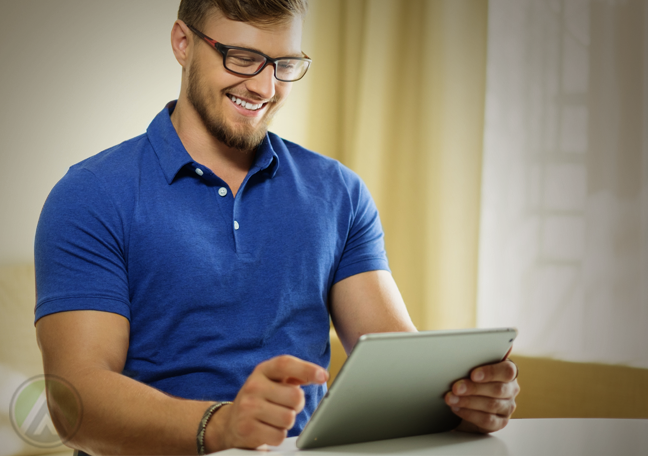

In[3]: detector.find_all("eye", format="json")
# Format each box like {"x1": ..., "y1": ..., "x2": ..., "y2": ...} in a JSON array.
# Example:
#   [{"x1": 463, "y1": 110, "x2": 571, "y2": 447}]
[
  {"x1": 229, "y1": 56, "x2": 255, "y2": 66},
  {"x1": 278, "y1": 61, "x2": 298, "y2": 72},
  {"x1": 227, "y1": 50, "x2": 263, "y2": 67}
]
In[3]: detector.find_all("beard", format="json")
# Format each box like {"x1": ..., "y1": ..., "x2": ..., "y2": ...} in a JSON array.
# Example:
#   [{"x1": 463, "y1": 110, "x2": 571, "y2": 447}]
[{"x1": 186, "y1": 57, "x2": 277, "y2": 152}]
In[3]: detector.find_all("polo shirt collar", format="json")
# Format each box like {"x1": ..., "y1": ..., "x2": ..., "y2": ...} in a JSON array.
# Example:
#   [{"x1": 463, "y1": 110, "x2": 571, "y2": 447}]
[
  {"x1": 147, "y1": 101, "x2": 280, "y2": 184},
  {"x1": 252, "y1": 134, "x2": 280, "y2": 178},
  {"x1": 147, "y1": 101, "x2": 194, "y2": 185}
]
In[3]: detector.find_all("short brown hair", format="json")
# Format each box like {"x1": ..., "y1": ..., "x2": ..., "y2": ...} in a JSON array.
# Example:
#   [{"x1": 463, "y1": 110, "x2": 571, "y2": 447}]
[{"x1": 178, "y1": 0, "x2": 308, "y2": 30}]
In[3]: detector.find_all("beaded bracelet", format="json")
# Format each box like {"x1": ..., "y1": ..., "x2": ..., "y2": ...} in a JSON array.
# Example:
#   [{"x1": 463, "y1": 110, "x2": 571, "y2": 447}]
[{"x1": 196, "y1": 401, "x2": 232, "y2": 455}]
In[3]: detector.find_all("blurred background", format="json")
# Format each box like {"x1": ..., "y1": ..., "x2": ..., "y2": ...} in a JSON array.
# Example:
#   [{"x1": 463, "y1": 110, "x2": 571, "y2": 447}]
[{"x1": 0, "y1": 0, "x2": 646, "y2": 454}]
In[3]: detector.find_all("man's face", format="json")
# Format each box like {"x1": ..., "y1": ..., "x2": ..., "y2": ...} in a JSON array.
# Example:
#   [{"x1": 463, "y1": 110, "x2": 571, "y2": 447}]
[{"x1": 186, "y1": 13, "x2": 303, "y2": 151}]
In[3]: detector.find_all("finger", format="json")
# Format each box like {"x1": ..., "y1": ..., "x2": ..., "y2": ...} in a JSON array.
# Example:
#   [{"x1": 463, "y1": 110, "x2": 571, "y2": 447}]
[
  {"x1": 254, "y1": 427, "x2": 287, "y2": 448},
  {"x1": 451, "y1": 378, "x2": 519, "y2": 399},
  {"x1": 470, "y1": 359, "x2": 517, "y2": 383},
  {"x1": 260, "y1": 355, "x2": 328, "y2": 385},
  {"x1": 445, "y1": 392, "x2": 516, "y2": 418},
  {"x1": 240, "y1": 373, "x2": 306, "y2": 411},
  {"x1": 231, "y1": 418, "x2": 288, "y2": 449},
  {"x1": 253, "y1": 400, "x2": 299, "y2": 431},
  {"x1": 220, "y1": 401, "x2": 288, "y2": 449},
  {"x1": 260, "y1": 427, "x2": 289, "y2": 448},
  {"x1": 450, "y1": 407, "x2": 510, "y2": 433},
  {"x1": 264, "y1": 381, "x2": 306, "y2": 411}
]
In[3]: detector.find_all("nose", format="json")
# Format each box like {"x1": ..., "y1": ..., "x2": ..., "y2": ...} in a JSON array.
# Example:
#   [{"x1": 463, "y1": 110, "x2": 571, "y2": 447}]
[{"x1": 245, "y1": 64, "x2": 276, "y2": 100}]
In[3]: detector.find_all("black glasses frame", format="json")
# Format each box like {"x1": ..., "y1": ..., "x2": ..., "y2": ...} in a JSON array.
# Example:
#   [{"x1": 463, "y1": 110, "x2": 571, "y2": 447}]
[{"x1": 186, "y1": 24, "x2": 312, "y2": 82}]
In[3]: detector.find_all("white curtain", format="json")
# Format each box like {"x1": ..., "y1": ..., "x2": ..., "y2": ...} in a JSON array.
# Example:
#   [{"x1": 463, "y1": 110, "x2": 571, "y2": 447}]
[{"x1": 478, "y1": 0, "x2": 648, "y2": 368}]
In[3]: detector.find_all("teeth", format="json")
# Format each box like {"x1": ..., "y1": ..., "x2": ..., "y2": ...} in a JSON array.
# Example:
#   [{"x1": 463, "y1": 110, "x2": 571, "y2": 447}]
[{"x1": 229, "y1": 95, "x2": 263, "y2": 111}]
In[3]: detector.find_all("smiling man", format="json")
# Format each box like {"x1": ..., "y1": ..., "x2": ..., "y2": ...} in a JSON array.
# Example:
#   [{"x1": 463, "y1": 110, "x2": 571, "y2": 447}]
[{"x1": 34, "y1": 1, "x2": 519, "y2": 455}]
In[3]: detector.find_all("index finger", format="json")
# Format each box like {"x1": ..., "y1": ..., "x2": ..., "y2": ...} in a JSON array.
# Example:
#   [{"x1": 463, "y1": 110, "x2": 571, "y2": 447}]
[
  {"x1": 470, "y1": 359, "x2": 517, "y2": 383},
  {"x1": 260, "y1": 355, "x2": 328, "y2": 385}
]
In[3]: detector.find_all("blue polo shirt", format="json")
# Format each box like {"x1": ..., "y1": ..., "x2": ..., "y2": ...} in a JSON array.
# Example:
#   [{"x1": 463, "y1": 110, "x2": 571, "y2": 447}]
[{"x1": 34, "y1": 102, "x2": 389, "y2": 435}]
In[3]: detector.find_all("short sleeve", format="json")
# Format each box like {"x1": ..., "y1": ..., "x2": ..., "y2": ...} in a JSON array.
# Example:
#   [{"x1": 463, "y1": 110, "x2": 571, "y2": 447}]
[
  {"x1": 333, "y1": 165, "x2": 390, "y2": 284},
  {"x1": 34, "y1": 167, "x2": 131, "y2": 323}
]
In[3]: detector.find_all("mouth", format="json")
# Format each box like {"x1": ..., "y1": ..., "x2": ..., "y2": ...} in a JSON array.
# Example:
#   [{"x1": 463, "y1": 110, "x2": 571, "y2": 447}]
[{"x1": 227, "y1": 94, "x2": 267, "y2": 112}]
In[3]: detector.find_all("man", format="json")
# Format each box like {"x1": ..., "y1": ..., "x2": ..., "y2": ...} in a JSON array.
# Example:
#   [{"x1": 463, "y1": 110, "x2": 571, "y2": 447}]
[{"x1": 34, "y1": 0, "x2": 519, "y2": 454}]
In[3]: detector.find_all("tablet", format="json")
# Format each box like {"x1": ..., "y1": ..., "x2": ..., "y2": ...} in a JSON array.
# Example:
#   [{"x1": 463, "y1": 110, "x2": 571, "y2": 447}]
[{"x1": 296, "y1": 327, "x2": 517, "y2": 449}]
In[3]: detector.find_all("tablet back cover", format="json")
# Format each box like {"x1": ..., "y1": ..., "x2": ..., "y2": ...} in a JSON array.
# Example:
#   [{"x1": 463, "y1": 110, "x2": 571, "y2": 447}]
[{"x1": 297, "y1": 328, "x2": 517, "y2": 449}]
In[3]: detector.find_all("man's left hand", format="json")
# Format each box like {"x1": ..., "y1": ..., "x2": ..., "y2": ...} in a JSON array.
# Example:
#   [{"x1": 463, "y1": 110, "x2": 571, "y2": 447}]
[{"x1": 445, "y1": 359, "x2": 520, "y2": 433}]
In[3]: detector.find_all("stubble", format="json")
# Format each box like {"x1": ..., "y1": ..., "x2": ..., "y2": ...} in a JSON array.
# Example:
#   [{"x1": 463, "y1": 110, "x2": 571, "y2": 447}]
[{"x1": 186, "y1": 57, "x2": 277, "y2": 152}]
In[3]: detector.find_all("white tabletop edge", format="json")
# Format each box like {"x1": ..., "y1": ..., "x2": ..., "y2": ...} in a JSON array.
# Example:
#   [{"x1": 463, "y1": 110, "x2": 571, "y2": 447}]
[{"x1": 215, "y1": 418, "x2": 648, "y2": 456}]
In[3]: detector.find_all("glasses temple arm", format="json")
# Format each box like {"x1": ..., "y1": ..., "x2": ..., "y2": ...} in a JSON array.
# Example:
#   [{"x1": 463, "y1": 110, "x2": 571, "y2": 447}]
[{"x1": 186, "y1": 24, "x2": 218, "y2": 47}]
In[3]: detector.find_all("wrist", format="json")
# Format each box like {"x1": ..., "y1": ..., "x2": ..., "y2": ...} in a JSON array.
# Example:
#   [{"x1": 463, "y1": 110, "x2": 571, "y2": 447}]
[{"x1": 202, "y1": 402, "x2": 232, "y2": 454}]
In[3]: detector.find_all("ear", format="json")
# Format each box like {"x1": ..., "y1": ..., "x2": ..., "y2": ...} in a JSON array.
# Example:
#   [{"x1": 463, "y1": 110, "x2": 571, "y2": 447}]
[{"x1": 171, "y1": 20, "x2": 192, "y2": 68}]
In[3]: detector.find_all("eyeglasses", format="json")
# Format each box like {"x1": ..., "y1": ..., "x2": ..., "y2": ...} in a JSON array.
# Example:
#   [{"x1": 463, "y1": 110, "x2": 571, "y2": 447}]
[{"x1": 187, "y1": 24, "x2": 312, "y2": 82}]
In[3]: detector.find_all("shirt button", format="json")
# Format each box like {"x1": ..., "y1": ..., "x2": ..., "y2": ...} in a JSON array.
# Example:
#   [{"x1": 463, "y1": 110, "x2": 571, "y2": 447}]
[
  {"x1": 218, "y1": 187, "x2": 228, "y2": 197},
  {"x1": 234, "y1": 221, "x2": 240, "y2": 230},
  {"x1": 195, "y1": 168, "x2": 204, "y2": 177}
]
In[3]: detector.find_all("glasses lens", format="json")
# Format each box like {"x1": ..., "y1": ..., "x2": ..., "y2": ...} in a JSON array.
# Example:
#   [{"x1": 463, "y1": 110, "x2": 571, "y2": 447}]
[
  {"x1": 225, "y1": 49, "x2": 266, "y2": 75},
  {"x1": 224, "y1": 47, "x2": 310, "y2": 82},
  {"x1": 275, "y1": 59, "x2": 310, "y2": 82}
]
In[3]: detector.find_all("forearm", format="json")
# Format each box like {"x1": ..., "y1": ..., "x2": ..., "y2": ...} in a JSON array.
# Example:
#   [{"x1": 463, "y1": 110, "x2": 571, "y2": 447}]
[
  {"x1": 37, "y1": 313, "x2": 327, "y2": 454},
  {"x1": 48, "y1": 367, "x2": 213, "y2": 455}
]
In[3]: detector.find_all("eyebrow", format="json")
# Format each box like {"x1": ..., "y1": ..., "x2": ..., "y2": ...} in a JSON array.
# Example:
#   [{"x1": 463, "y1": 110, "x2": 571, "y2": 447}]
[{"x1": 228, "y1": 42, "x2": 304, "y2": 59}]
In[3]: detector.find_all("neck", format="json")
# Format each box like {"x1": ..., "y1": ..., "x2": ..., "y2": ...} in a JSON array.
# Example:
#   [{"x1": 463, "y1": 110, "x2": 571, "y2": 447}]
[{"x1": 170, "y1": 95, "x2": 255, "y2": 196}]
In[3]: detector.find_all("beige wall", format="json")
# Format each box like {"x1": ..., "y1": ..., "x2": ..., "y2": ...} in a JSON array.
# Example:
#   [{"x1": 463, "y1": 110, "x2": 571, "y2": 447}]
[
  {"x1": 0, "y1": 0, "x2": 314, "y2": 267},
  {"x1": 0, "y1": 1, "x2": 178, "y2": 265},
  {"x1": 0, "y1": 1, "x2": 489, "y2": 335},
  {"x1": 0, "y1": 0, "x2": 485, "y2": 359},
  {"x1": 3, "y1": 0, "x2": 647, "y2": 433}
]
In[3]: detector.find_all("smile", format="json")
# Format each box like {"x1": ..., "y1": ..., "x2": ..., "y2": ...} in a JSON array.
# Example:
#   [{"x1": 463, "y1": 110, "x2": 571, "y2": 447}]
[{"x1": 227, "y1": 94, "x2": 265, "y2": 111}]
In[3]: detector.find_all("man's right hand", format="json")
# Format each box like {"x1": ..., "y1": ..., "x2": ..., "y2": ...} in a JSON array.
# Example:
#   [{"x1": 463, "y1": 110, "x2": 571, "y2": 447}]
[{"x1": 206, "y1": 355, "x2": 329, "y2": 452}]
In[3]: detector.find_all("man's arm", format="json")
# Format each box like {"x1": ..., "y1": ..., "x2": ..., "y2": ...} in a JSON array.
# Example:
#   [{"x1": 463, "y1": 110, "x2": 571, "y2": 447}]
[
  {"x1": 329, "y1": 270, "x2": 519, "y2": 433},
  {"x1": 329, "y1": 270, "x2": 417, "y2": 354},
  {"x1": 37, "y1": 311, "x2": 327, "y2": 455}
]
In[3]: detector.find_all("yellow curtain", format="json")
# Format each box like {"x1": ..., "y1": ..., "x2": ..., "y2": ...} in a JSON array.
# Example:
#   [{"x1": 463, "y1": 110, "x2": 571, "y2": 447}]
[{"x1": 273, "y1": 0, "x2": 489, "y2": 330}]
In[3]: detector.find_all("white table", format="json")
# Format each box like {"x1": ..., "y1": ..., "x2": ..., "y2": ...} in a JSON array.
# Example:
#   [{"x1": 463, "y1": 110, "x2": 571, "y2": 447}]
[{"x1": 219, "y1": 419, "x2": 648, "y2": 455}]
